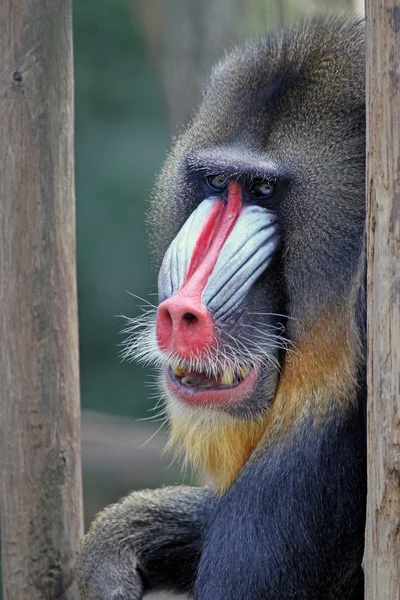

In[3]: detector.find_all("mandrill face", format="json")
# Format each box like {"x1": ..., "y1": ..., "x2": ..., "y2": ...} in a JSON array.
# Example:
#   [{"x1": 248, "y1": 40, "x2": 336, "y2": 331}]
[{"x1": 124, "y1": 21, "x2": 365, "y2": 486}]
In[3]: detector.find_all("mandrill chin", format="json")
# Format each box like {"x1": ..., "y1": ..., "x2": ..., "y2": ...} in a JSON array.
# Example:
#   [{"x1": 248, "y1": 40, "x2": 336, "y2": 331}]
[{"x1": 78, "y1": 16, "x2": 366, "y2": 600}]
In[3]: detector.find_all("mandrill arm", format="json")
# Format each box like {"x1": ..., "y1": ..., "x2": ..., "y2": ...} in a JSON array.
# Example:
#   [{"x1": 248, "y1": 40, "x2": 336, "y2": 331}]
[{"x1": 77, "y1": 485, "x2": 213, "y2": 599}]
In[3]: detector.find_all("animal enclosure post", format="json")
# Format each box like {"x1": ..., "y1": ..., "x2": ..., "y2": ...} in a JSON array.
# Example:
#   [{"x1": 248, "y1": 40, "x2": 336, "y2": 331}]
[
  {"x1": 365, "y1": 1, "x2": 400, "y2": 598},
  {"x1": 0, "y1": 0, "x2": 83, "y2": 598}
]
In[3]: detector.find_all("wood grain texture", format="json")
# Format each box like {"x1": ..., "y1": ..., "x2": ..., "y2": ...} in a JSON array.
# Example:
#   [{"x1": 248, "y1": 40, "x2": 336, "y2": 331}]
[
  {"x1": 365, "y1": 1, "x2": 400, "y2": 598},
  {"x1": 0, "y1": 1, "x2": 83, "y2": 598}
]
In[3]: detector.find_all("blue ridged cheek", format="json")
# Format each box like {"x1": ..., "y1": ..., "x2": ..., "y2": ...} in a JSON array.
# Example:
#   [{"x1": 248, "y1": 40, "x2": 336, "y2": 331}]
[{"x1": 202, "y1": 206, "x2": 279, "y2": 321}]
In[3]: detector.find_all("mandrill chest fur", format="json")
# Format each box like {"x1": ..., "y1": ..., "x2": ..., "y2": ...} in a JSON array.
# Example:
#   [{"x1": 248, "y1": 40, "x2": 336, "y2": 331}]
[{"x1": 78, "y1": 17, "x2": 367, "y2": 600}]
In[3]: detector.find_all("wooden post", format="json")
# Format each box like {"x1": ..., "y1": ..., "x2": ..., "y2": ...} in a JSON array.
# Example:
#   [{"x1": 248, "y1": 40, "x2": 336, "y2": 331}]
[
  {"x1": 0, "y1": 1, "x2": 83, "y2": 598},
  {"x1": 365, "y1": 1, "x2": 400, "y2": 598}
]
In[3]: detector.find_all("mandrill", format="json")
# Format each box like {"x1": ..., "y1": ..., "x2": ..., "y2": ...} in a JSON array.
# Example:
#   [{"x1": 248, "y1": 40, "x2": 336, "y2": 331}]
[{"x1": 78, "y1": 16, "x2": 366, "y2": 600}]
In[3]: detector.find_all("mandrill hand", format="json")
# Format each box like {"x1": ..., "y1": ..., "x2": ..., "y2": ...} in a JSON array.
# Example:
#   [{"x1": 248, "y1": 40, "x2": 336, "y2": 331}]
[
  {"x1": 78, "y1": 561, "x2": 143, "y2": 600},
  {"x1": 77, "y1": 486, "x2": 208, "y2": 599},
  {"x1": 77, "y1": 526, "x2": 144, "y2": 600}
]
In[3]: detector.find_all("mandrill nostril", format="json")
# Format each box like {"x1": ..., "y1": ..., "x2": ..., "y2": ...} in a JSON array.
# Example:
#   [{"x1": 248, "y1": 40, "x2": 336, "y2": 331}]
[
  {"x1": 156, "y1": 294, "x2": 216, "y2": 356},
  {"x1": 157, "y1": 305, "x2": 173, "y2": 328},
  {"x1": 183, "y1": 312, "x2": 198, "y2": 325}
]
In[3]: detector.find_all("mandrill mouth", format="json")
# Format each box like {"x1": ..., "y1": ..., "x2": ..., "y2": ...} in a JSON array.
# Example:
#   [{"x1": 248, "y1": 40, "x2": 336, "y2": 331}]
[{"x1": 166, "y1": 362, "x2": 258, "y2": 407}]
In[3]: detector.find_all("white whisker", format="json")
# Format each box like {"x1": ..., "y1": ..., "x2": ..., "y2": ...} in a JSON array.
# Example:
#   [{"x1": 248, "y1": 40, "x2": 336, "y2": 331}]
[
  {"x1": 125, "y1": 291, "x2": 158, "y2": 308},
  {"x1": 248, "y1": 311, "x2": 297, "y2": 321},
  {"x1": 139, "y1": 419, "x2": 169, "y2": 448}
]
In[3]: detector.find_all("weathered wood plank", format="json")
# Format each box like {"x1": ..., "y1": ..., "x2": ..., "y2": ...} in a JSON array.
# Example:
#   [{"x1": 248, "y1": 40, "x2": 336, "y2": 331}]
[
  {"x1": 0, "y1": 1, "x2": 83, "y2": 598},
  {"x1": 365, "y1": 1, "x2": 400, "y2": 598}
]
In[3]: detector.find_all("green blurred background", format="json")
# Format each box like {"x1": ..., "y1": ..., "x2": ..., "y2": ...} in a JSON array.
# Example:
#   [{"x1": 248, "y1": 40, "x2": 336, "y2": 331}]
[
  {"x1": 75, "y1": 0, "x2": 165, "y2": 421},
  {"x1": 74, "y1": 0, "x2": 174, "y2": 526}
]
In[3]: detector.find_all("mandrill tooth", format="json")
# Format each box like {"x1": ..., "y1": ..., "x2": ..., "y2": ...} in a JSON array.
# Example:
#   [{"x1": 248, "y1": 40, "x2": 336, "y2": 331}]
[
  {"x1": 171, "y1": 362, "x2": 185, "y2": 377},
  {"x1": 221, "y1": 368, "x2": 235, "y2": 386},
  {"x1": 239, "y1": 366, "x2": 250, "y2": 380}
]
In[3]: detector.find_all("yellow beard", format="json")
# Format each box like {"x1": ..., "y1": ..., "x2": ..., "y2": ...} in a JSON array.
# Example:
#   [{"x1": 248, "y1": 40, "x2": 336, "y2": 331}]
[
  {"x1": 166, "y1": 402, "x2": 270, "y2": 494},
  {"x1": 165, "y1": 307, "x2": 361, "y2": 494}
]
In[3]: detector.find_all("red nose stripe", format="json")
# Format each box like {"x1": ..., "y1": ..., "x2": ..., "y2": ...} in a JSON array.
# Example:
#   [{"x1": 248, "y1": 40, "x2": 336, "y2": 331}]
[
  {"x1": 185, "y1": 182, "x2": 243, "y2": 286},
  {"x1": 156, "y1": 183, "x2": 243, "y2": 357},
  {"x1": 184, "y1": 198, "x2": 225, "y2": 282}
]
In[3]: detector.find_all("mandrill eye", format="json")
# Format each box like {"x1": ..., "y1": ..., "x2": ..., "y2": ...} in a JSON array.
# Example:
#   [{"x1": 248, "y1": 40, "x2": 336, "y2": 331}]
[
  {"x1": 250, "y1": 180, "x2": 276, "y2": 198},
  {"x1": 205, "y1": 174, "x2": 227, "y2": 193}
]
